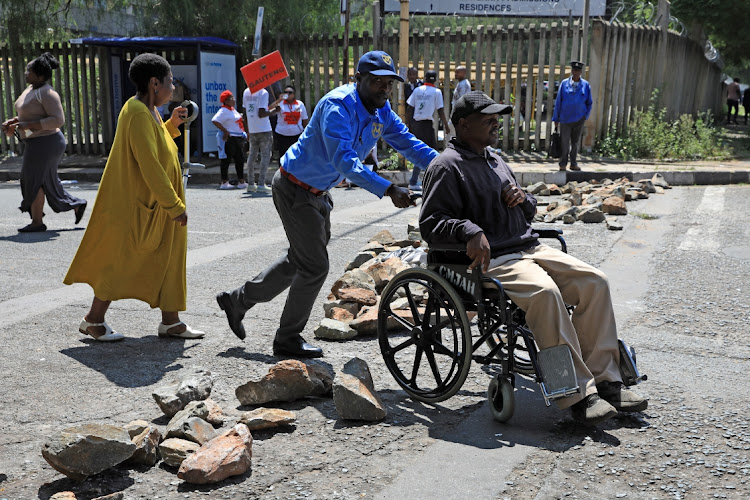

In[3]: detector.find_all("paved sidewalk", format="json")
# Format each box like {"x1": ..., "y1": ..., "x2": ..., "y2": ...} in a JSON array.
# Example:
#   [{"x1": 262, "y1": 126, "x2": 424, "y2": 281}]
[{"x1": 2, "y1": 151, "x2": 749, "y2": 186}]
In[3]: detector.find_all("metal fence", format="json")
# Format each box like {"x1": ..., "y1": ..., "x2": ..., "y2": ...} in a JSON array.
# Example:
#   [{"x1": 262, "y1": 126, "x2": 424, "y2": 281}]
[{"x1": 0, "y1": 19, "x2": 722, "y2": 156}]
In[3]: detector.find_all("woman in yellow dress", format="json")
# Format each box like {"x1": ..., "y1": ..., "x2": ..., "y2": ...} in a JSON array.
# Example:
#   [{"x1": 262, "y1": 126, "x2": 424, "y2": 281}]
[{"x1": 64, "y1": 53, "x2": 204, "y2": 341}]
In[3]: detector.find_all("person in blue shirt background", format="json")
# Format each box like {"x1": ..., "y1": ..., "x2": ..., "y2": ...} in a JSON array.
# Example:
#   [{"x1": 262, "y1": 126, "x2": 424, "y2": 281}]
[
  {"x1": 216, "y1": 50, "x2": 438, "y2": 358},
  {"x1": 552, "y1": 61, "x2": 592, "y2": 172}
]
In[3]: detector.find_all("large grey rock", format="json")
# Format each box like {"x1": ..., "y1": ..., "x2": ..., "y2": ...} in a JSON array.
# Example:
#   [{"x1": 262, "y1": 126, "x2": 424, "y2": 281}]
[
  {"x1": 314, "y1": 318, "x2": 358, "y2": 340},
  {"x1": 361, "y1": 241, "x2": 387, "y2": 254},
  {"x1": 42, "y1": 424, "x2": 136, "y2": 481},
  {"x1": 236, "y1": 359, "x2": 331, "y2": 405},
  {"x1": 177, "y1": 424, "x2": 253, "y2": 484},
  {"x1": 333, "y1": 358, "x2": 387, "y2": 421},
  {"x1": 165, "y1": 401, "x2": 210, "y2": 438},
  {"x1": 124, "y1": 420, "x2": 149, "y2": 439},
  {"x1": 606, "y1": 217, "x2": 624, "y2": 231},
  {"x1": 526, "y1": 181, "x2": 548, "y2": 195},
  {"x1": 239, "y1": 408, "x2": 297, "y2": 430},
  {"x1": 576, "y1": 206, "x2": 606, "y2": 223},
  {"x1": 602, "y1": 196, "x2": 628, "y2": 215},
  {"x1": 637, "y1": 179, "x2": 657, "y2": 193},
  {"x1": 159, "y1": 438, "x2": 200, "y2": 468},
  {"x1": 543, "y1": 201, "x2": 576, "y2": 223},
  {"x1": 323, "y1": 299, "x2": 360, "y2": 317},
  {"x1": 331, "y1": 269, "x2": 376, "y2": 296},
  {"x1": 651, "y1": 173, "x2": 671, "y2": 188},
  {"x1": 167, "y1": 417, "x2": 217, "y2": 445},
  {"x1": 345, "y1": 250, "x2": 378, "y2": 271},
  {"x1": 152, "y1": 369, "x2": 213, "y2": 417},
  {"x1": 369, "y1": 229, "x2": 396, "y2": 245},
  {"x1": 360, "y1": 256, "x2": 410, "y2": 292},
  {"x1": 126, "y1": 426, "x2": 162, "y2": 466}
]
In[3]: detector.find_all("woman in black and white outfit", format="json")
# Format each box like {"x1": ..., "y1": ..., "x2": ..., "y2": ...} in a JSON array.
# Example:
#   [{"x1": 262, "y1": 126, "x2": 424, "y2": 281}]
[{"x1": 274, "y1": 86, "x2": 308, "y2": 157}]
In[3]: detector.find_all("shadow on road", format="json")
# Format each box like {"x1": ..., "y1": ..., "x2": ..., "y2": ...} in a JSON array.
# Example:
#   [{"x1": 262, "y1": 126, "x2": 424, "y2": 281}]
[
  {"x1": 37, "y1": 468, "x2": 134, "y2": 500},
  {"x1": 0, "y1": 227, "x2": 83, "y2": 243},
  {"x1": 60, "y1": 336, "x2": 197, "y2": 387}
]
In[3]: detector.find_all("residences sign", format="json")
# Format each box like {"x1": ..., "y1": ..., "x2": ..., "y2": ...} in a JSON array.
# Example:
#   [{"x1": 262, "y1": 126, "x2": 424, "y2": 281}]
[{"x1": 382, "y1": 0, "x2": 607, "y2": 17}]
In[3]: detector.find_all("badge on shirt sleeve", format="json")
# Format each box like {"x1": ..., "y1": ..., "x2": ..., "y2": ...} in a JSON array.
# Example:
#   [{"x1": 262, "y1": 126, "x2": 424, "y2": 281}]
[{"x1": 371, "y1": 122, "x2": 383, "y2": 139}]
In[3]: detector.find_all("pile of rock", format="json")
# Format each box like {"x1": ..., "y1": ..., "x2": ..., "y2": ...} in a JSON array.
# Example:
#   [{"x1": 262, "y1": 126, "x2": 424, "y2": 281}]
[
  {"x1": 526, "y1": 173, "x2": 671, "y2": 230},
  {"x1": 315, "y1": 229, "x2": 424, "y2": 340},
  {"x1": 42, "y1": 359, "x2": 388, "y2": 493}
]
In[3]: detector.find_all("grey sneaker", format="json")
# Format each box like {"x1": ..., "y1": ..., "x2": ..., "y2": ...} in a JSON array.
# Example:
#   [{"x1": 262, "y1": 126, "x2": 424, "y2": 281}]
[
  {"x1": 571, "y1": 394, "x2": 618, "y2": 425},
  {"x1": 596, "y1": 381, "x2": 648, "y2": 412}
]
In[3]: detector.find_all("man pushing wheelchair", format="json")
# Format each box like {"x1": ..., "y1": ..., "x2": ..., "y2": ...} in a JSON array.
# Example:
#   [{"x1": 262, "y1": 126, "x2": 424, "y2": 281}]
[{"x1": 419, "y1": 91, "x2": 647, "y2": 425}]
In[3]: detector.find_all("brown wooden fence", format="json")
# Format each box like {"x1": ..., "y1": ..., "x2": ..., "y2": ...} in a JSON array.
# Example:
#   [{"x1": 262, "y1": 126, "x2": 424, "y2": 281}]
[{"x1": 0, "y1": 19, "x2": 722, "y2": 157}]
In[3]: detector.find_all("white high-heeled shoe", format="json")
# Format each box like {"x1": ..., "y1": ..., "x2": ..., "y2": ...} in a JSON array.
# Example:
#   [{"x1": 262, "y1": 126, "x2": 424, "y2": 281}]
[
  {"x1": 78, "y1": 319, "x2": 124, "y2": 342},
  {"x1": 158, "y1": 322, "x2": 205, "y2": 339}
]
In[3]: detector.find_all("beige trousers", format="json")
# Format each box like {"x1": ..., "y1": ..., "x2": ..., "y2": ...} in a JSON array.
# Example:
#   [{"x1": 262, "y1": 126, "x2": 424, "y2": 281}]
[{"x1": 487, "y1": 244, "x2": 622, "y2": 409}]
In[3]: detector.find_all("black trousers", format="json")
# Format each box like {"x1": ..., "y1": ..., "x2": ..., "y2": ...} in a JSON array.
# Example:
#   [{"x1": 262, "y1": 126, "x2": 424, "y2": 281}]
[
  {"x1": 727, "y1": 99, "x2": 739, "y2": 123},
  {"x1": 559, "y1": 117, "x2": 585, "y2": 167},
  {"x1": 276, "y1": 133, "x2": 301, "y2": 158},
  {"x1": 221, "y1": 136, "x2": 245, "y2": 181},
  {"x1": 230, "y1": 169, "x2": 333, "y2": 343}
]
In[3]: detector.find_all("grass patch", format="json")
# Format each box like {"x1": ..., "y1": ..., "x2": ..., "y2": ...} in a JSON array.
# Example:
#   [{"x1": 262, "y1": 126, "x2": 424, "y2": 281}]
[
  {"x1": 631, "y1": 212, "x2": 659, "y2": 220},
  {"x1": 595, "y1": 90, "x2": 732, "y2": 161}
]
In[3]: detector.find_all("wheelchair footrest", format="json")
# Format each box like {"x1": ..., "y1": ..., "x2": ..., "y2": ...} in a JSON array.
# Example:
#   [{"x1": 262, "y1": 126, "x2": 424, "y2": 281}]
[{"x1": 537, "y1": 345, "x2": 579, "y2": 405}]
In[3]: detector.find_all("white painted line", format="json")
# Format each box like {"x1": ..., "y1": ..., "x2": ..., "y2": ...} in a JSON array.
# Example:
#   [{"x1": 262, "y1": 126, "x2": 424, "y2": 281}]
[
  {"x1": 678, "y1": 186, "x2": 724, "y2": 252},
  {"x1": 0, "y1": 198, "x2": 404, "y2": 329}
]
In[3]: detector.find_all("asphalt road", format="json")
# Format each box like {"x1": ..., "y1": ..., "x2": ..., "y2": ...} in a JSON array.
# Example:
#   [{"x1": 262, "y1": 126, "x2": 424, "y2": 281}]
[{"x1": 0, "y1": 180, "x2": 748, "y2": 499}]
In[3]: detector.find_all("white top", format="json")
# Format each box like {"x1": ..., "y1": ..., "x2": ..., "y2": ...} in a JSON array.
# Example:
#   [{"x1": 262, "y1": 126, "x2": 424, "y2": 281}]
[
  {"x1": 211, "y1": 106, "x2": 246, "y2": 137},
  {"x1": 407, "y1": 84, "x2": 444, "y2": 121},
  {"x1": 452, "y1": 79, "x2": 472, "y2": 107},
  {"x1": 275, "y1": 100, "x2": 309, "y2": 136},
  {"x1": 242, "y1": 88, "x2": 272, "y2": 133}
]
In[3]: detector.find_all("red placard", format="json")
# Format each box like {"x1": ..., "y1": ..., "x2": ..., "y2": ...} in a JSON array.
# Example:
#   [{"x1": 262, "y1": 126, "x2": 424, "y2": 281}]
[{"x1": 241, "y1": 51, "x2": 289, "y2": 93}]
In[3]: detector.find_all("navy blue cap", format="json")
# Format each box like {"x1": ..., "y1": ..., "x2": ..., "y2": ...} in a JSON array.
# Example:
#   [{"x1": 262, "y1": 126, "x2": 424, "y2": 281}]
[
  {"x1": 570, "y1": 60, "x2": 585, "y2": 70},
  {"x1": 357, "y1": 51, "x2": 404, "y2": 82}
]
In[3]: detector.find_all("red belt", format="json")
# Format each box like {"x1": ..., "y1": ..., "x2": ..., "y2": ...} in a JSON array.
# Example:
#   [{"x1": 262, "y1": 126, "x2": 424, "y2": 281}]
[{"x1": 279, "y1": 167, "x2": 326, "y2": 196}]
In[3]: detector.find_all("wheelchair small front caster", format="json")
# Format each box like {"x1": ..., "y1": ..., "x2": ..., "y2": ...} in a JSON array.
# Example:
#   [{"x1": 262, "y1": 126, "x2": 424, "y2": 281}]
[{"x1": 488, "y1": 374, "x2": 515, "y2": 422}]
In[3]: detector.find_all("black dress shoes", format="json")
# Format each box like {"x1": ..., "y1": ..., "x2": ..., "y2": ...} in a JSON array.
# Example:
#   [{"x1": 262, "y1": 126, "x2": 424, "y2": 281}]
[
  {"x1": 216, "y1": 292, "x2": 247, "y2": 340},
  {"x1": 18, "y1": 223, "x2": 47, "y2": 233},
  {"x1": 74, "y1": 202, "x2": 87, "y2": 225},
  {"x1": 273, "y1": 338, "x2": 323, "y2": 358}
]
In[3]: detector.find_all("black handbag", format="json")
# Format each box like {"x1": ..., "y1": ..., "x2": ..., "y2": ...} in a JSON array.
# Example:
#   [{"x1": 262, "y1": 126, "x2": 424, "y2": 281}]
[{"x1": 548, "y1": 131, "x2": 561, "y2": 158}]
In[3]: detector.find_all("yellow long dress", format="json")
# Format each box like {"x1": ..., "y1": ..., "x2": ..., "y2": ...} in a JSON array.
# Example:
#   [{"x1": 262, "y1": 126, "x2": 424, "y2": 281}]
[{"x1": 64, "y1": 97, "x2": 188, "y2": 311}]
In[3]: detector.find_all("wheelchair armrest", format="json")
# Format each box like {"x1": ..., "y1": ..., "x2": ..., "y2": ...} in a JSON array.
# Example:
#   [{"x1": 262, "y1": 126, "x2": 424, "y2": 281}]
[
  {"x1": 532, "y1": 227, "x2": 568, "y2": 253},
  {"x1": 426, "y1": 242, "x2": 468, "y2": 252},
  {"x1": 533, "y1": 227, "x2": 563, "y2": 239}
]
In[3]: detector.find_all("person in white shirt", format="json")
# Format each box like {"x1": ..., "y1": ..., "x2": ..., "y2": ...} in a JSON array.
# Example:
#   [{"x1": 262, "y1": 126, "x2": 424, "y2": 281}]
[
  {"x1": 452, "y1": 65, "x2": 472, "y2": 109},
  {"x1": 274, "y1": 85, "x2": 308, "y2": 157},
  {"x1": 211, "y1": 91, "x2": 248, "y2": 190},
  {"x1": 242, "y1": 86, "x2": 282, "y2": 192},
  {"x1": 406, "y1": 70, "x2": 450, "y2": 190}
]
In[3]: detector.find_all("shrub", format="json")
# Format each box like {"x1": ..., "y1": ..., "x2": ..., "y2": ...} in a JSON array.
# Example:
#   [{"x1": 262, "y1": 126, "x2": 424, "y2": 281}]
[{"x1": 595, "y1": 90, "x2": 730, "y2": 161}]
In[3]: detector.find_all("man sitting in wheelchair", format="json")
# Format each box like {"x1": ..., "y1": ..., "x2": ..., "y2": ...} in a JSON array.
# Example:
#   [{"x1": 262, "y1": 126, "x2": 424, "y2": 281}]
[{"x1": 419, "y1": 91, "x2": 647, "y2": 425}]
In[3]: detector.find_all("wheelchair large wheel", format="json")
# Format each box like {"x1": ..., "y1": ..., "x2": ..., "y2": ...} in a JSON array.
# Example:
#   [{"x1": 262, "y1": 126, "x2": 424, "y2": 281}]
[
  {"x1": 378, "y1": 268, "x2": 472, "y2": 403},
  {"x1": 488, "y1": 374, "x2": 515, "y2": 422}
]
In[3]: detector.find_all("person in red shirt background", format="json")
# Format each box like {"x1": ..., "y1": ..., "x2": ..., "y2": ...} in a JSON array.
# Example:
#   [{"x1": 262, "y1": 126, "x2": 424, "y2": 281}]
[
  {"x1": 211, "y1": 90, "x2": 249, "y2": 190},
  {"x1": 274, "y1": 86, "x2": 309, "y2": 157}
]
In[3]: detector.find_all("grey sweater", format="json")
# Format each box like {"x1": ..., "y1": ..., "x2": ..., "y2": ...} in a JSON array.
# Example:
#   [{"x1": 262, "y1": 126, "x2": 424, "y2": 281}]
[{"x1": 419, "y1": 139, "x2": 538, "y2": 257}]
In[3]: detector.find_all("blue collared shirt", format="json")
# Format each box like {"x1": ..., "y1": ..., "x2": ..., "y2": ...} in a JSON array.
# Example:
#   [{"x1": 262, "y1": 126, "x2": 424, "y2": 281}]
[
  {"x1": 280, "y1": 83, "x2": 438, "y2": 197},
  {"x1": 552, "y1": 77, "x2": 592, "y2": 124}
]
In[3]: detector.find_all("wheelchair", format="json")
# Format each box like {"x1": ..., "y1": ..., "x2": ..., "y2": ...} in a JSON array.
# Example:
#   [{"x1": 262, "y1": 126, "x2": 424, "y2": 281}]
[{"x1": 376, "y1": 228, "x2": 646, "y2": 422}]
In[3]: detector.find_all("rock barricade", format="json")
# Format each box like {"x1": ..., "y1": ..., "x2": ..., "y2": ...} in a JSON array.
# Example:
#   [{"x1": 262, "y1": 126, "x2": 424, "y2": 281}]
[
  {"x1": 333, "y1": 358, "x2": 387, "y2": 421},
  {"x1": 41, "y1": 424, "x2": 136, "y2": 481},
  {"x1": 152, "y1": 368, "x2": 213, "y2": 417},
  {"x1": 240, "y1": 408, "x2": 297, "y2": 431},
  {"x1": 235, "y1": 359, "x2": 333, "y2": 405},
  {"x1": 177, "y1": 424, "x2": 253, "y2": 484}
]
